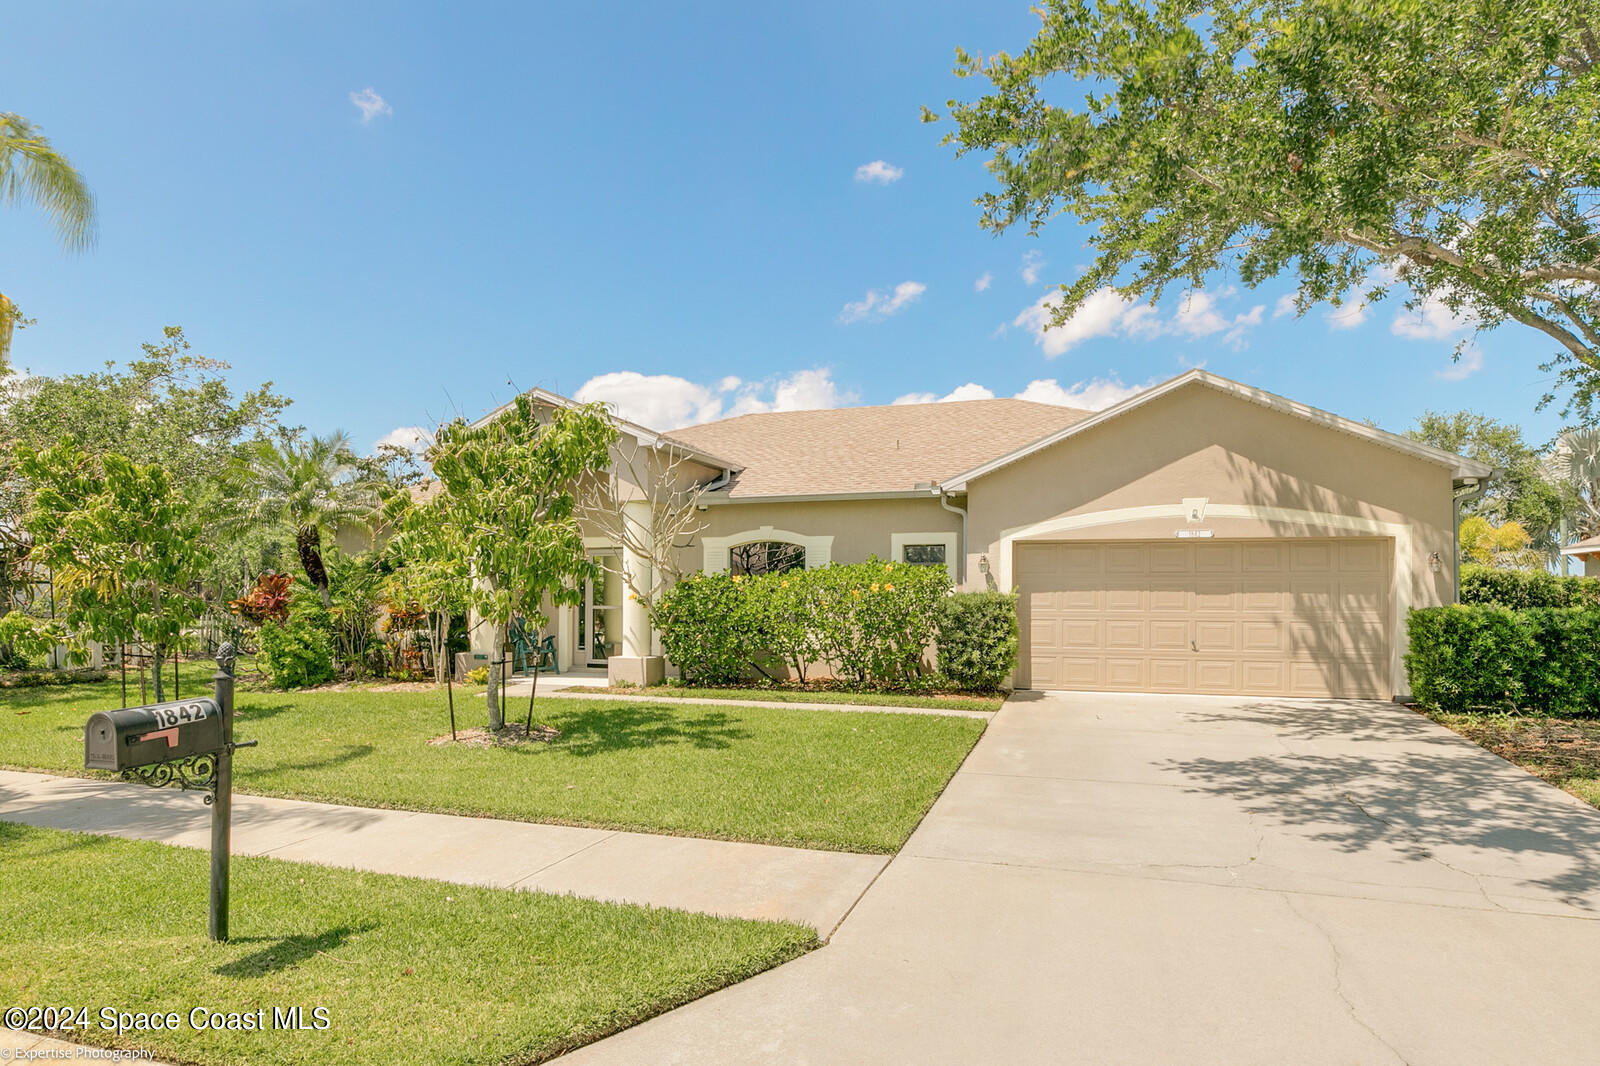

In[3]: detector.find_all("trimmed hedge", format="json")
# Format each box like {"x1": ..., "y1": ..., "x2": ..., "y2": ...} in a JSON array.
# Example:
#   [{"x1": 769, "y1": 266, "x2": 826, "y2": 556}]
[
  {"x1": 1405, "y1": 605, "x2": 1600, "y2": 714},
  {"x1": 1458, "y1": 564, "x2": 1600, "y2": 609},
  {"x1": 938, "y1": 592, "x2": 1019, "y2": 690},
  {"x1": 653, "y1": 559, "x2": 965, "y2": 687}
]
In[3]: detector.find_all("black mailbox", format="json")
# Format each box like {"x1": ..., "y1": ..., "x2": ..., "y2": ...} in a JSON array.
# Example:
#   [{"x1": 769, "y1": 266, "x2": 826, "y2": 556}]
[{"x1": 85, "y1": 698, "x2": 225, "y2": 771}]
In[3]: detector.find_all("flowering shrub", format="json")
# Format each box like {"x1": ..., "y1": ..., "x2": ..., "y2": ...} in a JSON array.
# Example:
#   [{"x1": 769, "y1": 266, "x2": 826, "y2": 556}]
[{"x1": 652, "y1": 558, "x2": 952, "y2": 685}]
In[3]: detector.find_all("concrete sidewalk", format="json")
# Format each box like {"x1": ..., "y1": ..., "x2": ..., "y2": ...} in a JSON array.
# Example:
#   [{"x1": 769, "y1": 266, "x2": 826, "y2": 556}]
[
  {"x1": 0, "y1": 769, "x2": 885, "y2": 934},
  {"x1": 502, "y1": 681, "x2": 996, "y2": 719}
]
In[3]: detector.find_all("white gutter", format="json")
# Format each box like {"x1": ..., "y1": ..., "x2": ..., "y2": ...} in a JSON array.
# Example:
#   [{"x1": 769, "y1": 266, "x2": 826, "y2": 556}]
[{"x1": 935, "y1": 488, "x2": 969, "y2": 584}]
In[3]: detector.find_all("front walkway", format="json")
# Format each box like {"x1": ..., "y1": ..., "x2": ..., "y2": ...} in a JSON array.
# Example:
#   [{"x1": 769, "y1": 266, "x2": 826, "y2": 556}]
[
  {"x1": 560, "y1": 691, "x2": 1600, "y2": 1065},
  {"x1": 0, "y1": 770, "x2": 885, "y2": 934}
]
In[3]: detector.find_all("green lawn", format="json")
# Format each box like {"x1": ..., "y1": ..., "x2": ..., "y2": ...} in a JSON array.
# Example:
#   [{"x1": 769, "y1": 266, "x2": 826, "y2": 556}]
[
  {"x1": 596, "y1": 683, "x2": 1004, "y2": 713},
  {"x1": 0, "y1": 822, "x2": 815, "y2": 1066},
  {"x1": 0, "y1": 665, "x2": 984, "y2": 852}
]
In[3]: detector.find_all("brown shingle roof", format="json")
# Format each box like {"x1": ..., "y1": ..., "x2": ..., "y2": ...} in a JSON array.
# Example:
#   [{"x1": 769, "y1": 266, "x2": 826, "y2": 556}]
[{"x1": 666, "y1": 398, "x2": 1093, "y2": 498}]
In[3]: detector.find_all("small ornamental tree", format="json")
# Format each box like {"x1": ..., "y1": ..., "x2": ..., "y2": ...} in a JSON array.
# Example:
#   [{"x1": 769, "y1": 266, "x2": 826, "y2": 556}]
[
  {"x1": 430, "y1": 396, "x2": 617, "y2": 729},
  {"x1": 16, "y1": 441, "x2": 209, "y2": 702},
  {"x1": 381, "y1": 490, "x2": 469, "y2": 686}
]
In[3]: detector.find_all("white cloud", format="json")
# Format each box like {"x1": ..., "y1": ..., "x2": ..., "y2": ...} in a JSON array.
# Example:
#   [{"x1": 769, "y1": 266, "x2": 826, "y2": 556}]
[
  {"x1": 1435, "y1": 344, "x2": 1484, "y2": 381},
  {"x1": 893, "y1": 375, "x2": 1151, "y2": 412},
  {"x1": 375, "y1": 425, "x2": 432, "y2": 452},
  {"x1": 1274, "y1": 292, "x2": 1300, "y2": 318},
  {"x1": 839, "y1": 280, "x2": 926, "y2": 323},
  {"x1": 1013, "y1": 286, "x2": 1265, "y2": 356},
  {"x1": 349, "y1": 87, "x2": 392, "y2": 123},
  {"x1": 974, "y1": 272, "x2": 993, "y2": 292},
  {"x1": 1325, "y1": 299, "x2": 1371, "y2": 330},
  {"x1": 575, "y1": 368, "x2": 856, "y2": 429},
  {"x1": 892, "y1": 382, "x2": 996, "y2": 405},
  {"x1": 1015, "y1": 289, "x2": 1125, "y2": 356},
  {"x1": 1021, "y1": 250, "x2": 1046, "y2": 285},
  {"x1": 575, "y1": 372, "x2": 724, "y2": 429},
  {"x1": 1015, "y1": 376, "x2": 1151, "y2": 410},
  {"x1": 854, "y1": 160, "x2": 904, "y2": 184},
  {"x1": 1392, "y1": 292, "x2": 1476, "y2": 340}
]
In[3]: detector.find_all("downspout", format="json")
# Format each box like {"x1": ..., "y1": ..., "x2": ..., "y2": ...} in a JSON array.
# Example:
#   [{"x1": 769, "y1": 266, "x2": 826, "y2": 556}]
[
  {"x1": 1451, "y1": 476, "x2": 1490, "y2": 603},
  {"x1": 936, "y1": 489, "x2": 969, "y2": 586},
  {"x1": 704, "y1": 467, "x2": 732, "y2": 494}
]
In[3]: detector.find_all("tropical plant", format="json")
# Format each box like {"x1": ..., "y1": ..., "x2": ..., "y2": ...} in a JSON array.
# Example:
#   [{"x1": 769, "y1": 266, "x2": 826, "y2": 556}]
[
  {"x1": 243, "y1": 432, "x2": 373, "y2": 605},
  {"x1": 934, "y1": 1, "x2": 1600, "y2": 414},
  {"x1": 430, "y1": 395, "x2": 618, "y2": 728},
  {"x1": 1459, "y1": 515, "x2": 1543, "y2": 570},
  {"x1": 1, "y1": 112, "x2": 97, "y2": 371},
  {"x1": 228, "y1": 572, "x2": 294, "y2": 625},
  {"x1": 1546, "y1": 427, "x2": 1600, "y2": 539}
]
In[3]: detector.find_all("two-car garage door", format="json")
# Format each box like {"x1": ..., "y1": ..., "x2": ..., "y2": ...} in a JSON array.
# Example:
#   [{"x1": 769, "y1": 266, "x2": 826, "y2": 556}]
[{"x1": 1017, "y1": 538, "x2": 1391, "y2": 698}]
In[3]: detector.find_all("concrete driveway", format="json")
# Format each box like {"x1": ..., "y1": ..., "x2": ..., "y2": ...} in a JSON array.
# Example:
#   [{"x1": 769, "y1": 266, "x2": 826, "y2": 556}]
[{"x1": 562, "y1": 691, "x2": 1600, "y2": 1065}]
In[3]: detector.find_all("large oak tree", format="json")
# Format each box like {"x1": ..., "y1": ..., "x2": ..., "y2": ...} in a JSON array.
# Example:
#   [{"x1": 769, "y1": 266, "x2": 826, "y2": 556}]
[{"x1": 935, "y1": 0, "x2": 1600, "y2": 411}]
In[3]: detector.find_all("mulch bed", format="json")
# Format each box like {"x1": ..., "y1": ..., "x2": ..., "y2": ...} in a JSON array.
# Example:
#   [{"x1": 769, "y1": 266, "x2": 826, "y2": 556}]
[
  {"x1": 1418, "y1": 709, "x2": 1600, "y2": 785},
  {"x1": 429, "y1": 722, "x2": 562, "y2": 748}
]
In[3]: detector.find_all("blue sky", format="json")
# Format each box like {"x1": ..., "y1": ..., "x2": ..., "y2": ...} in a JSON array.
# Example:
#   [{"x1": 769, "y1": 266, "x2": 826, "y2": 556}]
[{"x1": 1, "y1": 1, "x2": 1571, "y2": 453}]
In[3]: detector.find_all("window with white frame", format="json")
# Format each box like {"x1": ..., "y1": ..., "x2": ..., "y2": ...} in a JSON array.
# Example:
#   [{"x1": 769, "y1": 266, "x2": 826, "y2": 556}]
[
  {"x1": 891, "y1": 532, "x2": 960, "y2": 582},
  {"x1": 729, "y1": 541, "x2": 806, "y2": 576}
]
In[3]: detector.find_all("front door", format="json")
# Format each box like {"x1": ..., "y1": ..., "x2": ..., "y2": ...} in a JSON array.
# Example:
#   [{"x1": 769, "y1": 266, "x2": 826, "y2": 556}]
[{"x1": 578, "y1": 553, "x2": 623, "y2": 667}]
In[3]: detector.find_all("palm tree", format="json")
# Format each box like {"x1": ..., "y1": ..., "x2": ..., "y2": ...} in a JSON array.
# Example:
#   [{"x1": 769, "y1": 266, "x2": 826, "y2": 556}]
[
  {"x1": 2, "y1": 113, "x2": 97, "y2": 370},
  {"x1": 244, "y1": 433, "x2": 374, "y2": 605},
  {"x1": 1545, "y1": 427, "x2": 1600, "y2": 540}
]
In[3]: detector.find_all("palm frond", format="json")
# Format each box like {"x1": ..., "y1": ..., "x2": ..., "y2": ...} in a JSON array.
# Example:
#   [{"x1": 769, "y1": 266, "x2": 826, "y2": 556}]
[{"x1": 0, "y1": 113, "x2": 97, "y2": 251}]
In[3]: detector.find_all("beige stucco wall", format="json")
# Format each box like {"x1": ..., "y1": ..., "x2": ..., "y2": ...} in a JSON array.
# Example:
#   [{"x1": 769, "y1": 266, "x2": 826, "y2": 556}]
[
  {"x1": 964, "y1": 383, "x2": 1459, "y2": 696},
  {"x1": 677, "y1": 497, "x2": 961, "y2": 576}
]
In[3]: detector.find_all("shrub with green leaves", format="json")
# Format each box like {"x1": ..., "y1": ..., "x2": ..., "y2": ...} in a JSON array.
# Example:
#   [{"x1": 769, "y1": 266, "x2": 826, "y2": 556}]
[
  {"x1": 258, "y1": 586, "x2": 335, "y2": 689},
  {"x1": 1458, "y1": 564, "x2": 1600, "y2": 609},
  {"x1": 1405, "y1": 605, "x2": 1600, "y2": 714},
  {"x1": 652, "y1": 572, "x2": 764, "y2": 685},
  {"x1": 938, "y1": 592, "x2": 1018, "y2": 690},
  {"x1": 653, "y1": 559, "x2": 951, "y2": 686}
]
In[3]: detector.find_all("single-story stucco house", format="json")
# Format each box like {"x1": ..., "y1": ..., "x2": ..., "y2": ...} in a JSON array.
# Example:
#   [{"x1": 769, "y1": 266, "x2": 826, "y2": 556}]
[{"x1": 465, "y1": 369, "x2": 1490, "y2": 700}]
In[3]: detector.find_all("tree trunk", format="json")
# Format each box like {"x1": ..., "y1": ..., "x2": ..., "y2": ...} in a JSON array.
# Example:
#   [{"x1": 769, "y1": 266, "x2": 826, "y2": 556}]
[
  {"x1": 151, "y1": 643, "x2": 165, "y2": 703},
  {"x1": 486, "y1": 628, "x2": 504, "y2": 730},
  {"x1": 296, "y1": 524, "x2": 331, "y2": 606},
  {"x1": 0, "y1": 292, "x2": 14, "y2": 373},
  {"x1": 433, "y1": 610, "x2": 450, "y2": 685}
]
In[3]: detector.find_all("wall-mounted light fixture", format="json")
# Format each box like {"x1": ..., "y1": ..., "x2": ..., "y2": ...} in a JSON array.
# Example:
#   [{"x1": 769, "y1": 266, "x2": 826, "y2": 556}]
[
  {"x1": 1428, "y1": 551, "x2": 1442, "y2": 573},
  {"x1": 978, "y1": 555, "x2": 990, "y2": 574}
]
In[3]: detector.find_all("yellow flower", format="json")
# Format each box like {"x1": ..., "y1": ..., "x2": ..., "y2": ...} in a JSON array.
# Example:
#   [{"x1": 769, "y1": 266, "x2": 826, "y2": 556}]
[
  {"x1": 884, "y1": 583, "x2": 895, "y2": 591},
  {"x1": 884, "y1": 564, "x2": 893, "y2": 573},
  {"x1": 730, "y1": 574, "x2": 743, "y2": 583},
  {"x1": 850, "y1": 589, "x2": 861, "y2": 598},
  {"x1": 780, "y1": 579, "x2": 790, "y2": 588},
  {"x1": 870, "y1": 583, "x2": 880, "y2": 592}
]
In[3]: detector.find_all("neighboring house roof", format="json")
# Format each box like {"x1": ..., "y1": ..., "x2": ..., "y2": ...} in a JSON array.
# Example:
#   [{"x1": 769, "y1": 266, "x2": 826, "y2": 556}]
[
  {"x1": 940, "y1": 370, "x2": 1495, "y2": 490},
  {"x1": 668, "y1": 398, "x2": 1093, "y2": 499},
  {"x1": 1560, "y1": 534, "x2": 1600, "y2": 558}
]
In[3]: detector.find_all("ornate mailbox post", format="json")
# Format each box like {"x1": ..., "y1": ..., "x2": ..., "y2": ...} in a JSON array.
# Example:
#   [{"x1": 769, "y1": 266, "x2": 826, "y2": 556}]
[{"x1": 83, "y1": 642, "x2": 255, "y2": 941}]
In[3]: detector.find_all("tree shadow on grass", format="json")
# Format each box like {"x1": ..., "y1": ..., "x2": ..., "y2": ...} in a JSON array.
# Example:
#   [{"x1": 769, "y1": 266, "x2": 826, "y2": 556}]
[
  {"x1": 1161, "y1": 699, "x2": 1600, "y2": 909},
  {"x1": 214, "y1": 924, "x2": 375, "y2": 977},
  {"x1": 529, "y1": 704, "x2": 753, "y2": 758},
  {"x1": 245, "y1": 744, "x2": 375, "y2": 775}
]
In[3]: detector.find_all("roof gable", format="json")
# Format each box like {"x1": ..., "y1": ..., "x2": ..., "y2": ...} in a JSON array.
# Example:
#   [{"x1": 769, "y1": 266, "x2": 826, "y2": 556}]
[{"x1": 941, "y1": 371, "x2": 1493, "y2": 490}]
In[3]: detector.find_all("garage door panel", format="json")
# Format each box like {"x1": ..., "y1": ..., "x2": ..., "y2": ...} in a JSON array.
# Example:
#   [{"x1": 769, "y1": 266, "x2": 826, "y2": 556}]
[
  {"x1": 1149, "y1": 620, "x2": 1189, "y2": 650},
  {"x1": 1105, "y1": 658, "x2": 1147, "y2": 688},
  {"x1": 1194, "y1": 621, "x2": 1239, "y2": 652},
  {"x1": 1020, "y1": 538, "x2": 1391, "y2": 698},
  {"x1": 1104, "y1": 620, "x2": 1145, "y2": 650},
  {"x1": 1060, "y1": 619, "x2": 1101, "y2": 650}
]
